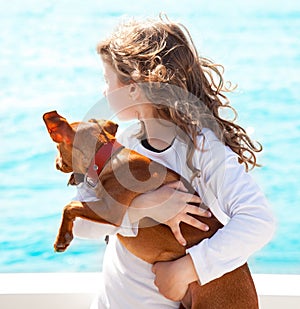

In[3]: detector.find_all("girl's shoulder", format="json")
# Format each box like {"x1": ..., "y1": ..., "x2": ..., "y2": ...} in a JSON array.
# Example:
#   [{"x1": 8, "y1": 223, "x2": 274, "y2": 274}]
[
  {"x1": 192, "y1": 128, "x2": 240, "y2": 169},
  {"x1": 197, "y1": 128, "x2": 222, "y2": 145},
  {"x1": 196, "y1": 128, "x2": 233, "y2": 152}
]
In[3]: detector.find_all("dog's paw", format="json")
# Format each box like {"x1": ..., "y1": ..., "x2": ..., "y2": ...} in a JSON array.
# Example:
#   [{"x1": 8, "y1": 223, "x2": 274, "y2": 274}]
[
  {"x1": 54, "y1": 232, "x2": 73, "y2": 252},
  {"x1": 54, "y1": 244, "x2": 67, "y2": 253}
]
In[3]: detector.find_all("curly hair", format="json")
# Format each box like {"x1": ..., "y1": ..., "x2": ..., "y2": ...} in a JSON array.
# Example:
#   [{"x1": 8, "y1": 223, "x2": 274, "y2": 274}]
[{"x1": 97, "y1": 15, "x2": 262, "y2": 177}]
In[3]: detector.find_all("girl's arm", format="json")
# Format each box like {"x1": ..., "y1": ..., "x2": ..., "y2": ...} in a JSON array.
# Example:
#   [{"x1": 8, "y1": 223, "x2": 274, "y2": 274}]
[
  {"x1": 152, "y1": 253, "x2": 198, "y2": 301},
  {"x1": 72, "y1": 181, "x2": 211, "y2": 243},
  {"x1": 128, "y1": 181, "x2": 211, "y2": 246},
  {"x1": 186, "y1": 154, "x2": 275, "y2": 285},
  {"x1": 152, "y1": 135, "x2": 275, "y2": 301}
]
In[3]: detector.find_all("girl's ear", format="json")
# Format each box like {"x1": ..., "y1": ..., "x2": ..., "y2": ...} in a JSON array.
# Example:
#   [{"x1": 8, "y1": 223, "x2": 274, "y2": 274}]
[
  {"x1": 129, "y1": 83, "x2": 140, "y2": 101},
  {"x1": 43, "y1": 111, "x2": 75, "y2": 144}
]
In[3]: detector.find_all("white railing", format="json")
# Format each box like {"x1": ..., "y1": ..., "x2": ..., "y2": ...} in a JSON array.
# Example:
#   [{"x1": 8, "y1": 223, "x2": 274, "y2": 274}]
[{"x1": 1, "y1": 273, "x2": 300, "y2": 309}]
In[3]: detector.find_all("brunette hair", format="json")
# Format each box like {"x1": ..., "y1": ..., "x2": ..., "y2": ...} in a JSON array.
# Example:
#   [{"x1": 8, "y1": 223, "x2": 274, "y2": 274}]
[{"x1": 97, "y1": 15, "x2": 262, "y2": 176}]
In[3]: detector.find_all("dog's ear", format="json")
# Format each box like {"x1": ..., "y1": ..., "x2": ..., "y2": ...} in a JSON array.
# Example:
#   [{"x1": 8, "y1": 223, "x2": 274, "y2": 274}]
[
  {"x1": 89, "y1": 119, "x2": 119, "y2": 137},
  {"x1": 103, "y1": 120, "x2": 119, "y2": 136},
  {"x1": 43, "y1": 110, "x2": 75, "y2": 144}
]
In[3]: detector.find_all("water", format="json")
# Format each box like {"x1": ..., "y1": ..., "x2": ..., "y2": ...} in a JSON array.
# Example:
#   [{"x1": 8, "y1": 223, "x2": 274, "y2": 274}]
[{"x1": 0, "y1": 0, "x2": 299, "y2": 274}]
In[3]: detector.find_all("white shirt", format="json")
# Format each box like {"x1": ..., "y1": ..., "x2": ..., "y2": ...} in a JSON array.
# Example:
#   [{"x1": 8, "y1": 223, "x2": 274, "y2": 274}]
[{"x1": 73, "y1": 123, "x2": 275, "y2": 308}]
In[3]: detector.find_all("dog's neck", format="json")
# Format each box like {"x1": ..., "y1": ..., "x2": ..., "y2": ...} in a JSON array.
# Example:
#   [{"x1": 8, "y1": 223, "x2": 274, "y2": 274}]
[
  {"x1": 69, "y1": 140, "x2": 124, "y2": 186},
  {"x1": 86, "y1": 139, "x2": 124, "y2": 178}
]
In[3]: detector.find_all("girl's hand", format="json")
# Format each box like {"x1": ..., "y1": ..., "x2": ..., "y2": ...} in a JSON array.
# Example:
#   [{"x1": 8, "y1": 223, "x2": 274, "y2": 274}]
[
  {"x1": 163, "y1": 181, "x2": 211, "y2": 246},
  {"x1": 129, "y1": 181, "x2": 211, "y2": 246},
  {"x1": 152, "y1": 254, "x2": 198, "y2": 301}
]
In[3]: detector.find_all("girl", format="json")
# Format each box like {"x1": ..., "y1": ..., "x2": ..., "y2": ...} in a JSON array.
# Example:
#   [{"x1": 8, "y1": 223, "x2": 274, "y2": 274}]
[{"x1": 74, "y1": 15, "x2": 275, "y2": 308}]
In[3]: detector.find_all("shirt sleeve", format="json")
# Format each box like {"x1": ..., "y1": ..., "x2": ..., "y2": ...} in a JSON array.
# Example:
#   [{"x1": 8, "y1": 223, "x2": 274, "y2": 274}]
[
  {"x1": 73, "y1": 211, "x2": 138, "y2": 239},
  {"x1": 72, "y1": 182, "x2": 139, "y2": 239},
  {"x1": 186, "y1": 132, "x2": 276, "y2": 285},
  {"x1": 73, "y1": 217, "x2": 118, "y2": 239}
]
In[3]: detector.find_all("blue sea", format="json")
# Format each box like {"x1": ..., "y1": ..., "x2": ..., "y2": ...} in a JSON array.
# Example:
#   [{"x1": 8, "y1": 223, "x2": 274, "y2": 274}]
[{"x1": 0, "y1": 0, "x2": 299, "y2": 274}]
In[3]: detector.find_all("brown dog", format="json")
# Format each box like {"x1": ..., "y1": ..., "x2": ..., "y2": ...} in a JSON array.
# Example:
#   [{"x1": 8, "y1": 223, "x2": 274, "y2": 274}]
[{"x1": 43, "y1": 110, "x2": 258, "y2": 309}]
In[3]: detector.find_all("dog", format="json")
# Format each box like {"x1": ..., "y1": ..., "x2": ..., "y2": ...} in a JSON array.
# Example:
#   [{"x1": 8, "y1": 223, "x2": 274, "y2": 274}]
[{"x1": 43, "y1": 110, "x2": 258, "y2": 309}]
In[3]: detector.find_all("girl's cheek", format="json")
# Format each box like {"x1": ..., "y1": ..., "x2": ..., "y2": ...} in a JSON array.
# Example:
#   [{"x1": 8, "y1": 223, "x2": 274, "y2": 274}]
[
  {"x1": 106, "y1": 92, "x2": 124, "y2": 112},
  {"x1": 109, "y1": 98, "x2": 136, "y2": 120}
]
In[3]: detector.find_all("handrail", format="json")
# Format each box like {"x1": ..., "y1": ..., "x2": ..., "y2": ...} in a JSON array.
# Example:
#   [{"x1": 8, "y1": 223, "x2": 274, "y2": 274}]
[{"x1": 1, "y1": 273, "x2": 300, "y2": 309}]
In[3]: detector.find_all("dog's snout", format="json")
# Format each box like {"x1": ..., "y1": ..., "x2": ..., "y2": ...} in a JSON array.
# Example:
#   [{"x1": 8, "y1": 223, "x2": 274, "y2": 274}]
[{"x1": 55, "y1": 156, "x2": 62, "y2": 171}]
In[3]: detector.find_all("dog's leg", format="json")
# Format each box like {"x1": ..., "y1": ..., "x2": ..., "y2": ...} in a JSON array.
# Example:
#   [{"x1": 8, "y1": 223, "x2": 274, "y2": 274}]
[{"x1": 54, "y1": 201, "x2": 112, "y2": 252}]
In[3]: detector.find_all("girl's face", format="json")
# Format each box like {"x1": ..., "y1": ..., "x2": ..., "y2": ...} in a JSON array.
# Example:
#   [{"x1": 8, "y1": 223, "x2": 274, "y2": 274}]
[{"x1": 102, "y1": 61, "x2": 137, "y2": 121}]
